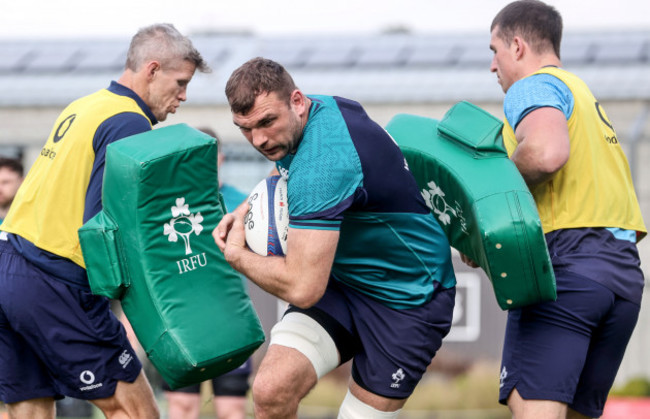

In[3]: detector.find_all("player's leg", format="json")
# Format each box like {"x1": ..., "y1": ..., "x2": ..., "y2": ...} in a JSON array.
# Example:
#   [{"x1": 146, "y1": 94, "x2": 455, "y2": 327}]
[
  {"x1": 569, "y1": 295, "x2": 640, "y2": 418},
  {"x1": 0, "y1": 241, "x2": 63, "y2": 418},
  {"x1": 5, "y1": 398, "x2": 55, "y2": 419},
  {"x1": 166, "y1": 392, "x2": 201, "y2": 419},
  {"x1": 506, "y1": 388, "x2": 567, "y2": 419},
  {"x1": 90, "y1": 370, "x2": 159, "y2": 418},
  {"x1": 566, "y1": 408, "x2": 591, "y2": 419},
  {"x1": 252, "y1": 282, "x2": 347, "y2": 419},
  {"x1": 338, "y1": 381, "x2": 406, "y2": 418},
  {"x1": 213, "y1": 396, "x2": 247, "y2": 419},
  {"x1": 337, "y1": 283, "x2": 456, "y2": 418},
  {"x1": 253, "y1": 308, "x2": 343, "y2": 419},
  {"x1": 0, "y1": 317, "x2": 58, "y2": 419},
  {"x1": 0, "y1": 246, "x2": 158, "y2": 419},
  {"x1": 161, "y1": 381, "x2": 202, "y2": 419},
  {"x1": 252, "y1": 343, "x2": 319, "y2": 418},
  {"x1": 500, "y1": 272, "x2": 622, "y2": 419},
  {"x1": 211, "y1": 364, "x2": 251, "y2": 419}
]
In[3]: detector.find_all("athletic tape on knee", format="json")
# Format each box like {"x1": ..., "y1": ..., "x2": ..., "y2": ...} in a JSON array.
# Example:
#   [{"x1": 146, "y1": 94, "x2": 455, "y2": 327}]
[
  {"x1": 338, "y1": 389, "x2": 402, "y2": 419},
  {"x1": 269, "y1": 312, "x2": 339, "y2": 379}
]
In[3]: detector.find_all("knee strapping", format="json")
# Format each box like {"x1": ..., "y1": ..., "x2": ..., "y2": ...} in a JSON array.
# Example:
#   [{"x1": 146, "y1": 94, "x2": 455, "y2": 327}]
[
  {"x1": 269, "y1": 312, "x2": 339, "y2": 379},
  {"x1": 338, "y1": 390, "x2": 402, "y2": 419}
]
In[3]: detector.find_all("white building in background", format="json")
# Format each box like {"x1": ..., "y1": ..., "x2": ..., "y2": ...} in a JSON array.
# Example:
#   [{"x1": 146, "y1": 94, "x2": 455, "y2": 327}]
[{"x1": 1, "y1": 30, "x2": 649, "y2": 385}]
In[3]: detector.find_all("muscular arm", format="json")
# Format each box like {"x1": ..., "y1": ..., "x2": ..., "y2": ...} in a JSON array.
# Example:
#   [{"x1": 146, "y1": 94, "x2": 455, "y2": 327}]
[
  {"x1": 214, "y1": 215, "x2": 338, "y2": 308},
  {"x1": 510, "y1": 107, "x2": 570, "y2": 187}
]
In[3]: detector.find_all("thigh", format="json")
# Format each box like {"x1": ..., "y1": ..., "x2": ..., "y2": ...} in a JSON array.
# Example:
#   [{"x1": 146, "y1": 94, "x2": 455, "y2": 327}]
[
  {"x1": 0, "y1": 247, "x2": 142, "y2": 401},
  {"x1": 0, "y1": 244, "x2": 62, "y2": 402},
  {"x1": 571, "y1": 296, "x2": 640, "y2": 417},
  {"x1": 0, "y1": 314, "x2": 59, "y2": 403},
  {"x1": 350, "y1": 286, "x2": 456, "y2": 399},
  {"x1": 499, "y1": 272, "x2": 619, "y2": 407},
  {"x1": 287, "y1": 281, "x2": 455, "y2": 399}
]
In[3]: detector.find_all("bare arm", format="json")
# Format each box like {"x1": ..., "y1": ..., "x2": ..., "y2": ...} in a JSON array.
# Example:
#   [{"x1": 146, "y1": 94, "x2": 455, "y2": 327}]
[
  {"x1": 213, "y1": 215, "x2": 338, "y2": 308},
  {"x1": 510, "y1": 107, "x2": 570, "y2": 187}
]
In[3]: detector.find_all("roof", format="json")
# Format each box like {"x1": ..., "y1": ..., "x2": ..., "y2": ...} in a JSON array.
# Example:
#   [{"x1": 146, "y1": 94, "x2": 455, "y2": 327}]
[{"x1": 1, "y1": 31, "x2": 650, "y2": 107}]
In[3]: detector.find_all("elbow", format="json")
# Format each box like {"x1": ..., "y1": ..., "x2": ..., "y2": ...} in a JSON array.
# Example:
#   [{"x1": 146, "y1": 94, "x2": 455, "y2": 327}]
[
  {"x1": 287, "y1": 284, "x2": 326, "y2": 309},
  {"x1": 534, "y1": 155, "x2": 567, "y2": 184},
  {"x1": 543, "y1": 153, "x2": 568, "y2": 175},
  {"x1": 518, "y1": 153, "x2": 568, "y2": 186},
  {"x1": 542, "y1": 143, "x2": 570, "y2": 175}
]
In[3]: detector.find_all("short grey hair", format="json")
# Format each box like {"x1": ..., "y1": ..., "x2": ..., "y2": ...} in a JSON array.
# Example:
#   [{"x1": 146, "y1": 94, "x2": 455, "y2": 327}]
[{"x1": 125, "y1": 23, "x2": 210, "y2": 73}]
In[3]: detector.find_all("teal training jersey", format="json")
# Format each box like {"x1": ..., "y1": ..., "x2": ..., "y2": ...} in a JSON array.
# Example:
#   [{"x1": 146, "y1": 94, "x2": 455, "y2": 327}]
[{"x1": 277, "y1": 95, "x2": 455, "y2": 309}]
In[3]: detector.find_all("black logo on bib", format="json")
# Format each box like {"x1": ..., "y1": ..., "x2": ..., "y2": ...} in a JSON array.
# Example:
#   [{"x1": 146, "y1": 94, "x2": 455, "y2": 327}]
[
  {"x1": 53, "y1": 114, "x2": 76, "y2": 143},
  {"x1": 595, "y1": 102, "x2": 618, "y2": 144}
]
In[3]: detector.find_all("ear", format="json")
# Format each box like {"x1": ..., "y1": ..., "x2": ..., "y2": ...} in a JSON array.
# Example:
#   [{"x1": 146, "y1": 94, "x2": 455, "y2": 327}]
[
  {"x1": 145, "y1": 60, "x2": 161, "y2": 81},
  {"x1": 511, "y1": 36, "x2": 526, "y2": 60},
  {"x1": 289, "y1": 89, "x2": 307, "y2": 114}
]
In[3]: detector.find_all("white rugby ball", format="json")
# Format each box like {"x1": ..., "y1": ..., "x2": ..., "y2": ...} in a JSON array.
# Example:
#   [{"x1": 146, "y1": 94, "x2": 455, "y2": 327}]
[{"x1": 244, "y1": 175, "x2": 289, "y2": 256}]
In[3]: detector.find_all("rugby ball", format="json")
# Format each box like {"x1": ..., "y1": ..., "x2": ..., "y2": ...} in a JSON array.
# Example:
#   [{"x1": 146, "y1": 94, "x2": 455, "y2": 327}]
[{"x1": 244, "y1": 175, "x2": 289, "y2": 256}]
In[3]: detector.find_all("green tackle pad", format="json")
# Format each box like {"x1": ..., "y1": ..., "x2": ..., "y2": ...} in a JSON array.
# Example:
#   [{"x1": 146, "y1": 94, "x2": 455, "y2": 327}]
[
  {"x1": 385, "y1": 101, "x2": 556, "y2": 310},
  {"x1": 78, "y1": 124, "x2": 264, "y2": 388}
]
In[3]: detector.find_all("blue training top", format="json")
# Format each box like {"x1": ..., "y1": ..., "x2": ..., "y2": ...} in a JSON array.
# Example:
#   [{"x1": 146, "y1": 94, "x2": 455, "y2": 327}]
[{"x1": 277, "y1": 95, "x2": 455, "y2": 309}]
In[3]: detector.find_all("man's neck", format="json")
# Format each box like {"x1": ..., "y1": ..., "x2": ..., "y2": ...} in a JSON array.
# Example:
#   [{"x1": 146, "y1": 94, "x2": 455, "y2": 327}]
[{"x1": 527, "y1": 53, "x2": 562, "y2": 75}]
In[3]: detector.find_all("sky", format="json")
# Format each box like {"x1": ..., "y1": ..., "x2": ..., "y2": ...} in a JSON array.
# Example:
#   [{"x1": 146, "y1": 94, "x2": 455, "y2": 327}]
[{"x1": 1, "y1": 0, "x2": 649, "y2": 40}]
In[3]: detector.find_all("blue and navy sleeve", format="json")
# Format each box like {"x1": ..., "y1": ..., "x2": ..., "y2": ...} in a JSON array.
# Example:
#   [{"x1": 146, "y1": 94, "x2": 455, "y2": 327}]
[
  {"x1": 286, "y1": 108, "x2": 364, "y2": 231},
  {"x1": 83, "y1": 112, "x2": 151, "y2": 222}
]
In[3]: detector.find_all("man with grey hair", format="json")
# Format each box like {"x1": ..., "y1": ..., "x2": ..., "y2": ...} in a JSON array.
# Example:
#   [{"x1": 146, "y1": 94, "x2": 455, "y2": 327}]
[{"x1": 0, "y1": 23, "x2": 208, "y2": 418}]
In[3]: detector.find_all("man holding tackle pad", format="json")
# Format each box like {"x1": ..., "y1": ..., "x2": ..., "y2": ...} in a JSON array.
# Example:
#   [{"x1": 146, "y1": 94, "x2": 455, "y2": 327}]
[
  {"x1": 482, "y1": 1, "x2": 647, "y2": 417},
  {"x1": 0, "y1": 23, "x2": 208, "y2": 418}
]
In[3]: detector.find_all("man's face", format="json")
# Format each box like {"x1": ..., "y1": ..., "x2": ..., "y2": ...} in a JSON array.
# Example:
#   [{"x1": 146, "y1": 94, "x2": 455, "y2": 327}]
[
  {"x1": 0, "y1": 167, "x2": 22, "y2": 208},
  {"x1": 489, "y1": 27, "x2": 517, "y2": 93},
  {"x1": 232, "y1": 91, "x2": 305, "y2": 161},
  {"x1": 146, "y1": 60, "x2": 197, "y2": 122}
]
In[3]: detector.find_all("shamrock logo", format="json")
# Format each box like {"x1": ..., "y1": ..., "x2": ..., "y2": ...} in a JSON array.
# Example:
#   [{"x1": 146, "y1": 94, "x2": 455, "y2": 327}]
[
  {"x1": 421, "y1": 181, "x2": 468, "y2": 235},
  {"x1": 421, "y1": 181, "x2": 457, "y2": 225},
  {"x1": 163, "y1": 197, "x2": 204, "y2": 255}
]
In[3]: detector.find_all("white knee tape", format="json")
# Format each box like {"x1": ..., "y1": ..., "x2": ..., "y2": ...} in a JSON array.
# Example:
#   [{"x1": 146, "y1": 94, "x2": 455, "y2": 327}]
[
  {"x1": 269, "y1": 312, "x2": 339, "y2": 379},
  {"x1": 338, "y1": 390, "x2": 402, "y2": 419}
]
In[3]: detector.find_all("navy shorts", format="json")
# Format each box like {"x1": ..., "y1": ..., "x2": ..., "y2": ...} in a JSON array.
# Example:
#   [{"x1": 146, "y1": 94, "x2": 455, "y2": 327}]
[
  {"x1": 0, "y1": 240, "x2": 142, "y2": 403},
  {"x1": 499, "y1": 270, "x2": 641, "y2": 417},
  {"x1": 287, "y1": 279, "x2": 455, "y2": 399},
  {"x1": 162, "y1": 358, "x2": 251, "y2": 396}
]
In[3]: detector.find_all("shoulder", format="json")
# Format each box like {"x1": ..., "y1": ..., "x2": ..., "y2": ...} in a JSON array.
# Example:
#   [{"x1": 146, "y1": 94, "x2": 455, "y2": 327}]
[
  {"x1": 94, "y1": 113, "x2": 151, "y2": 151},
  {"x1": 505, "y1": 72, "x2": 573, "y2": 129}
]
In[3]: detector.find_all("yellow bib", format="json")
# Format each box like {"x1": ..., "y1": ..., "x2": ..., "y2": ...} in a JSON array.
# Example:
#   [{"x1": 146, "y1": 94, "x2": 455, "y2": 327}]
[
  {"x1": 502, "y1": 67, "x2": 646, "y2": 240},
  {"x1": 2, "y1": 89, "x2": 150, "y2": 267}
]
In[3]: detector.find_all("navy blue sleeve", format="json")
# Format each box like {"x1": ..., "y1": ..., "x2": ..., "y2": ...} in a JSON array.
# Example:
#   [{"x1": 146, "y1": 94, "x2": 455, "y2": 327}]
[{"x1": 83, "y1": 112, "x2": 152, "y2": 222}]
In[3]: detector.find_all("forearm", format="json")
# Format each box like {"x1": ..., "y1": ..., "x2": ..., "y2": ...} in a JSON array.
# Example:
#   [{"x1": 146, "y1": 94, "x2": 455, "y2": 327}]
[
  {"x1": 225, "y1": 244, "x2": 297, "y2": 303},
  {"x1": 224, "y1": 243, "x2": 325, "y2": 308}
]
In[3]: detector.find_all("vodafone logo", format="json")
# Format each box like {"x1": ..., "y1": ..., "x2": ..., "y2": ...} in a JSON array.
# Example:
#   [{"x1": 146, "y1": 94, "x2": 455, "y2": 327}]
[
  {"x1": 80, "y1": 370, "x2": 95, "y2": 385},
  {"x1": 79, "y1": 370, "x2": 103, "y2": 392}
]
